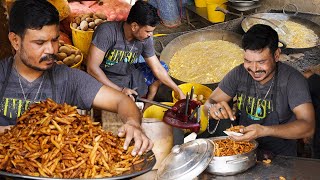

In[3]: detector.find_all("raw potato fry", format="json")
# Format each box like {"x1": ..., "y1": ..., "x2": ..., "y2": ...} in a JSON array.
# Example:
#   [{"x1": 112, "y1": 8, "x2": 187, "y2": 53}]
[
  {"x1": 0, "y1": 99, "x2": 143, "y2": 178},
  {"x1": 279, "y1": 176, "x2": 286, "y2": 180},
  {"x1": 226, "y1": 125, "x2": 245, "y2": 133},
  {"x1": 263, "y1": 159, "x2": 272, "y2": 164}
]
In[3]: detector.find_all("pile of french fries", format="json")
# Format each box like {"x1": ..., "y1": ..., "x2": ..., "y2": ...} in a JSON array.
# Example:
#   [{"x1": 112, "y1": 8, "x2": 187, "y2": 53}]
[
  {"x1": 213, "y1": 138, "x2": 255, "y2": 157},
  {"x1": 0, "y1": 99, "x2": 143, "y2": 178}
]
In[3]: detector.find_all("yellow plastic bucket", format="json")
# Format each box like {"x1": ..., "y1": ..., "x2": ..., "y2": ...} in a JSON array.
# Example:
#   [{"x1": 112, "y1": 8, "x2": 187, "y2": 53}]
[
  {"x1": 143, "y1": 102, "x2": 174, "y2": 120},
  {"x1": 70, "y1": 23, "x2": 94, "y2": 59},
  {"x1": 206, "y1": 1, "x2": 227, "y2": 23},
  {"x1": 195, "y1": 0, "x2": 207, "y2": 7},
  {"x1": 172, "y1": 83, "x2": 213, "y2": 103}
]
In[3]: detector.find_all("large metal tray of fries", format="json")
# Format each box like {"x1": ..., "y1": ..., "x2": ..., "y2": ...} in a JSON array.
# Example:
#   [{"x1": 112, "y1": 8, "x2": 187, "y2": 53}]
[
  {"x1": 0, "y1": 151, "x2": 156, "y2": 180},
  {"x1": 0, "y1": 99, "x2": 156, "y2": 180}
]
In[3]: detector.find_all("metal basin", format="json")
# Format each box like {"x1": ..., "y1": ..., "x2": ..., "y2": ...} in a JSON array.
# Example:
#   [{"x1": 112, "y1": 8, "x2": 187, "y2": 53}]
[
  {"x1": 241, "y1": 13, "x2": 320, "y2": 53},
  {"x1": 160, "y1": 29, "x2": 242, "y2": 87},
  {"x1": 206, "y1": 136, "x2": 258, "y2": 176}
]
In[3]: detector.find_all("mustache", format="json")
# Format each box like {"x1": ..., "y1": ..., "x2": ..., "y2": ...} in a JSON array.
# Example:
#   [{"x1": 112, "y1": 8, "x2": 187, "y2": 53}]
[
  {"x1": 248, "y1": 69, "x2": 266, "y2": 74},
  {"x1": 40, "y1": 54, "x2": 58, "y2": 63}
]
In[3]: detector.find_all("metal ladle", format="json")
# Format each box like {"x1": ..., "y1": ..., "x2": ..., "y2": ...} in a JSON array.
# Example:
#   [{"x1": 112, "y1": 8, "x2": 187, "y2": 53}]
[{"x1": 215, "y1": 6, "x2": 290, "y2": 36}]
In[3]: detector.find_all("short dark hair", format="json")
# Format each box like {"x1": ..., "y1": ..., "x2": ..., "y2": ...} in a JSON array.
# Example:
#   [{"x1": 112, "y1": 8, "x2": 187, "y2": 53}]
[
  {"x1": 126, "y1": 1, "x2": 160, "y2": 27},
  {"x1": 242, "y1": 24, "x2": 279, "y2": 55},
  {"x1": 9, "y1": 0, "x2": 59, "y2": 37}
]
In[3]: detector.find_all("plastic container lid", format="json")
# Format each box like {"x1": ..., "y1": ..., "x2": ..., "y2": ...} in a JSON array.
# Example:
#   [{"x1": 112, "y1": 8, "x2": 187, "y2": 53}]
[{"x1": 156, "y1": 139, "x2": 214, "y2": 180}]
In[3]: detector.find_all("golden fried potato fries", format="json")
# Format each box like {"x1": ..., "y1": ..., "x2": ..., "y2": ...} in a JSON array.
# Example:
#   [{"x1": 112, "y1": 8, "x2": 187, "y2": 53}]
[
  {"x1": 0, "y1": 99, "x2": 142, "y2": 178},
  {"x1": 226, "y1": 125, "x2": 245, "y2": 133},
  {"x1": 213, "y1": 138, "x2": 255, "y2": 157}
]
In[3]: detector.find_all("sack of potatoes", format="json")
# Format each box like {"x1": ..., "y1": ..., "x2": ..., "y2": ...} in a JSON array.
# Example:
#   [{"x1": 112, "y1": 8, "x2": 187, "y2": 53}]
[
  {"x1": 56, "y1": 40, "x2": 83, "y2": 68},
  {"x1": 71, "y1": 13, "x2": 107, "y2": 31}
]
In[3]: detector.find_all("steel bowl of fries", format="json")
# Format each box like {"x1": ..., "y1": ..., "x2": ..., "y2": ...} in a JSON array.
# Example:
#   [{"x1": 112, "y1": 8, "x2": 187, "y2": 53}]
[
  {"x1": 206, "y1": 136, "x2": 258, "y2": 176},
  {"x1": 0, "y1": 99, "x2": 156, "y2": 179}
]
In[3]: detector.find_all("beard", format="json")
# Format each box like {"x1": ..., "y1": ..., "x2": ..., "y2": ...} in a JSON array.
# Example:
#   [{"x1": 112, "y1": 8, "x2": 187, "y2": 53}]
[{"x1": 19, "y1": 44, "x2": 57, "y2": 71}]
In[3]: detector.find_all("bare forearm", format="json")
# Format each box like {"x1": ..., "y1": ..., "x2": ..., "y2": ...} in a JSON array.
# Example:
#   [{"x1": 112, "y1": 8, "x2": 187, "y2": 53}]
[
  {"x1": 263, "y1": 119, "x2": 314, "y2": 139},
  {"x1": 154, "y1": 69, "x2": 180, "y2": 92},
  {"x1": 0, "y1": 126, "x2": 12, "y2": 133},
  {"x1": 92, "y1": 86, "x2": 142, "y2": 126},
  {"x1": 117, "y1": 102, "x2": 142, "y2": 127}
]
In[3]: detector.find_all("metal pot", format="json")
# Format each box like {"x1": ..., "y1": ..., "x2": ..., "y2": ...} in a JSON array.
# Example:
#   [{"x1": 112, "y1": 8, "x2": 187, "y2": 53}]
[
  {"x1": 141, "y1": 117, "x2": 173, "y2": 170},
  {"x1": 229, "y1": 0, "x2": 258, "y2": 7},
  {"x1": 206, "y1": 136, "x2": 258, "y2": 176},
  {"x1": 156, "y1": 137, "x2": 258, "y2": 179},
  {"x1": 241, "y1": 12, "x2": 320, "y2": 53},
  {"x1": 159, "y1": 29, "x2": 242, "y2": 87}
]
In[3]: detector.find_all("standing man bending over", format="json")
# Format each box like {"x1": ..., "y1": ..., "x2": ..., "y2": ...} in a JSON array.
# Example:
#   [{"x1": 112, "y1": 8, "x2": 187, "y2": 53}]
[{"x1": 86, "y1": 1, "x2": 185, "y2": 104}]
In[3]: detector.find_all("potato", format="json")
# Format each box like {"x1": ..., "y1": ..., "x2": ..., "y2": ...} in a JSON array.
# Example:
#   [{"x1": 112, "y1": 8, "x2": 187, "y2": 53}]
[
  {"x1": 75, "y1": 50, "x2": 81, "y2": 56},
  {"x1": 80, "y1": 14, "x2": 90, "y2": 21},
  {"x1": 63, "y1": 54, "x2": 75, "y2": 66},
  {"x1": 85, "y1": 17, "x2": 94, "y2": 23},
  {"x1": 88, "y1": 22, "x2": 95, "y2": 29},
  {"x1": 94, "y1": 19, "x2": 103, "y2": 26},
  {"x1": 72, "y1": 22, "x2": 78, "y2": 29},
  {"x1": 56, "y1": 61, "x2": 64, "y2": 65},
  {"x1": 59, "y1": 40, "x2": 65, "y2": 46},
  {"x1": 95, "y1": 13, "x2": 107, "y2": 20},
  {"x1": 198, "y1": 94, "x2": 204, "y2": 101},
  {"x1": 74, "y1": 55, "x2": 82, "y2": 64},
  {"x1": 57, "y1": 52, "x2": 67, "y2": 60},
  {"x1": 74, "y1": 16, "x2": 81, "y2": 25},
  {"x1": 59, "y1": 46, "x2": 72, "y2": 55},
  {"x1": 79, "y1": 21, "x2": 88, "y2": 31}
]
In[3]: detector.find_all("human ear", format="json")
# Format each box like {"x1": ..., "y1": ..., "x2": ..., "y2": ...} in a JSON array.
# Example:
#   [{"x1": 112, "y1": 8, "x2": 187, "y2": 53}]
[
  {"x1": 131, "y1": 22, "x2": 139, "y2": 32},
  {"x1": 8, "y1": 32, "x2": 21, "y2": 51},
  {"x1": 274, "y1": 48, "x2": 281, "y2": 62}
]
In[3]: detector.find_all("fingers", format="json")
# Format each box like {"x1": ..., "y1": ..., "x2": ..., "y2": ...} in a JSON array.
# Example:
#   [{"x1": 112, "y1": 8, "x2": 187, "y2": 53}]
[
  {"x1": 138, "y1": 136, "x2": 151, "y2": 155},
  {"x1": 132, "y1": 136, "x2": 142, "y2": 156},
  {"x1": 209, "y1": 102, "x2": 235, "y2": 120},
  {"x1": 118, "y1": 123, "x2": 153, "y2": 156},
  {"x1": 122, "y1": 88, "x2": 139, "y2": 101},
  {"x1": 179, "y1": 92, "x2": 186, "y2": 100},
  {"x1": 122, "y1": 126, "x2": 133, "y2": 151},
  {"x1": 230, "y1": 125, "x2": 258, "y2": 142}
]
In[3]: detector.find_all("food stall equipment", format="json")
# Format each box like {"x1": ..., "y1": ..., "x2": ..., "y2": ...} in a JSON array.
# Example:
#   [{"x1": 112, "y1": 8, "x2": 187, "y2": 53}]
[
  {"x1": 134, "y1": 87, "x2": 203, "y2": 133},
  {"x1": 159, "y1": 29, "x2": 242, "y2": 86},
  {"x1": 156, "y1": 137, "x2": 258, "y2": 179}
]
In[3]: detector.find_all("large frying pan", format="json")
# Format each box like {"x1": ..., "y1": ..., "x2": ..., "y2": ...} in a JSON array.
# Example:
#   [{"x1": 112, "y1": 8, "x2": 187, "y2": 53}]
[
  {"x1": 241, "y1": 13, "x2": 320, "y2": 52},
  {"x1": 160, "y1": 29, "x2": 242, "y2": 86}
]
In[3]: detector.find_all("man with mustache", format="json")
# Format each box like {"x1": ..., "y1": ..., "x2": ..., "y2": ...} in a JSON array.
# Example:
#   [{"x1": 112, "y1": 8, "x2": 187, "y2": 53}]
[
  {"x1": 0, "y1": 0, "x2": 152, "y2": 156},
  {"x1": 203, "y1": 24, "x2": 315, "y2": 157},
  {"x1": 86, "y1": 1, "x2": 185, "y2": 107}
]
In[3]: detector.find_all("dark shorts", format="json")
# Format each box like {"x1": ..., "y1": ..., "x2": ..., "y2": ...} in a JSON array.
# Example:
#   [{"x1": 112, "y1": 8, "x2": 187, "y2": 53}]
[{"x1": 137, "y1": 61, "x2": 169, "y2": 86}]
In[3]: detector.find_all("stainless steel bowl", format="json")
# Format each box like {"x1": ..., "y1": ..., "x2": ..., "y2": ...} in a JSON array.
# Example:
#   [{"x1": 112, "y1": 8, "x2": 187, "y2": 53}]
[
  {"x1": 229, "y1": 0, "x2": 257, "y2": 7},
  {"x1": 206, "y1": 136, "x2": 258, "y2": 176}
]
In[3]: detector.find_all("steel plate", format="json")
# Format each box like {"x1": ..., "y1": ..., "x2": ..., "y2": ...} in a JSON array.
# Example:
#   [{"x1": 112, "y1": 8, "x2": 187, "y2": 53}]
[{"x1": 0, "y1": 151, "x2": 156, "y2": 180}]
